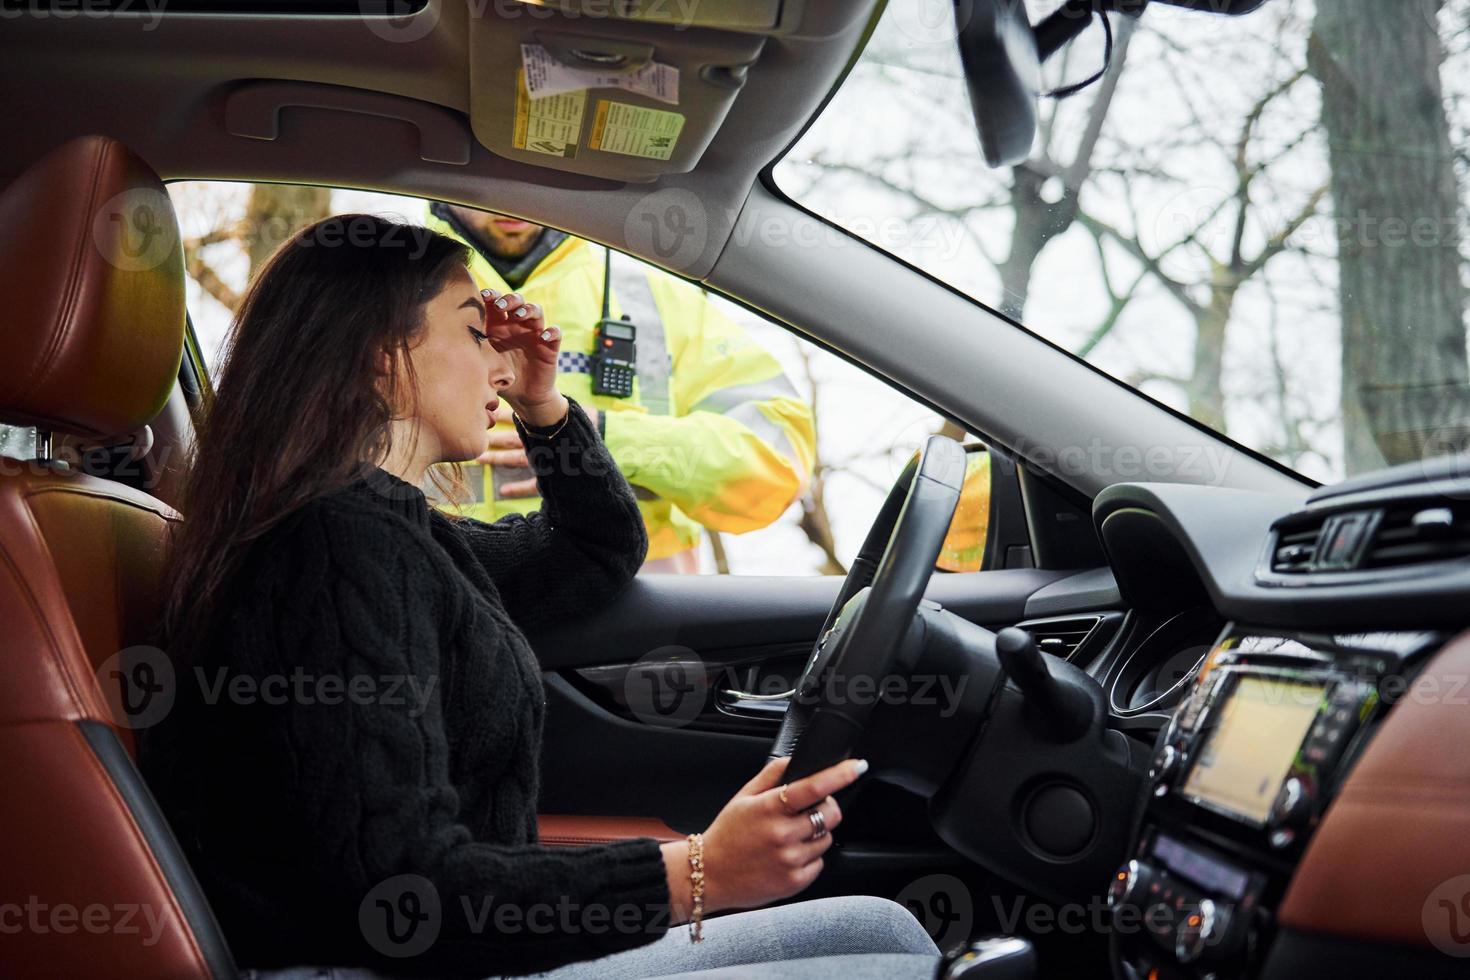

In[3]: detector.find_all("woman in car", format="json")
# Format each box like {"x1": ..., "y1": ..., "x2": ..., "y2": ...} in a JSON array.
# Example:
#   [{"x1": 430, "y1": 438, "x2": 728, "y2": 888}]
[{"x1": 140, "y1": 214, "x2": 943, "y2": 980}]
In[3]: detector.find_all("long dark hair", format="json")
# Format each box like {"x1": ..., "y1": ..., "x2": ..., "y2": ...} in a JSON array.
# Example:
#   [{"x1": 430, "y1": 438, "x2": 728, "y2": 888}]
[{"x1": 159, "y1": 212, "x2": 471, "y2": 663}]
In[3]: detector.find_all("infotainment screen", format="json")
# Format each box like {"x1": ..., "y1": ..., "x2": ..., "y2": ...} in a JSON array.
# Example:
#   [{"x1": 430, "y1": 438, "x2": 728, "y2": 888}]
[{"x1": 1180, "y1": 675, "x2": 1325, "y2": 823}]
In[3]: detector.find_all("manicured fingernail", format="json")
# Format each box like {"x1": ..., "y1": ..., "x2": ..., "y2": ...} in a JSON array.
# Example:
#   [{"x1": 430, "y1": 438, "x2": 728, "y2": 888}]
[
  {"x1": 481, "y1": 288, "x2": 496, "y2": 297},
  {"x1": 540, "y1": 327, "x2": 556, "y2": 341},
  {"x1": 852, "y1": 759, "x2": 869, "y2": 776},
  {"x1": 494, "y1": 298, "x2": 509, "y2": 309},
  {"x1": 514, "y1": 307, "x2": 529, "y2": 318}
]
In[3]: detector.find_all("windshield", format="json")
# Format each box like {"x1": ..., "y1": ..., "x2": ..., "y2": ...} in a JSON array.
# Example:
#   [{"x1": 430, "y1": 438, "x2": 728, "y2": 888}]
[{"x1": 775, "y1": 0, "x2": 1470, "y2": 484}]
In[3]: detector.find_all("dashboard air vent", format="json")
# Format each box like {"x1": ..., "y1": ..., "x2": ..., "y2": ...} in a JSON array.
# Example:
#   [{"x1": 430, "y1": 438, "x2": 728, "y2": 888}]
[
  {"x1": 1021, "y1": 616, "x2": 1106, "y2": 661},
  {"x1": 1360, "y1": 502, "x2": 1470, "y2": 569},
  {"x1": 1265, "y1": 499, "x2": 1470, "y2": 580},
  {"x1": 1270, "y1": 521, "x2": 1324, "y2": 573}
]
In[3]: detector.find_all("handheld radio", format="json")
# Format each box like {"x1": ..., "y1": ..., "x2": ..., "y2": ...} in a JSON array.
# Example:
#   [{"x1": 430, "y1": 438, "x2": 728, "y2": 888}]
[{"x1": 591, "y1": 248, "x2": 638, "y2": 398}]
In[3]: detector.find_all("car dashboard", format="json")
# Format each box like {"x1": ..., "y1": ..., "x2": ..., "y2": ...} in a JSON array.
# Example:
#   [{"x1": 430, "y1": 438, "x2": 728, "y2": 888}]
[{"x1": 1021, "y1": 455, "x2": 1470, "y2": 979}]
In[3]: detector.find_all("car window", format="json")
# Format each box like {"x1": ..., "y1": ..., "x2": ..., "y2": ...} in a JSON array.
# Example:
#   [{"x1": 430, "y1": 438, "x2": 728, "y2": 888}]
[
  {"x1": 169, "y1": 181, "x2": 991, "y2": 576},
  {"x1": 775, "y1": 0, "x2": 1470, "y2": 486}
]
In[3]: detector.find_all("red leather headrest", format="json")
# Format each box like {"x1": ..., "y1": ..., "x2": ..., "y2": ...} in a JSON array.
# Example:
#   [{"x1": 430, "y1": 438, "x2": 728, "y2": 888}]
[{"x1": 0, "y1": 135, "x2": 185, "y2": 440}]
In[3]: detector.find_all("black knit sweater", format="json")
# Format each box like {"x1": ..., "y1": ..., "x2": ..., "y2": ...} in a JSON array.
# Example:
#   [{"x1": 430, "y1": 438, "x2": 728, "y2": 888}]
[{"x1": 140, "y1": 397, "x2": 671, "y2": 978}]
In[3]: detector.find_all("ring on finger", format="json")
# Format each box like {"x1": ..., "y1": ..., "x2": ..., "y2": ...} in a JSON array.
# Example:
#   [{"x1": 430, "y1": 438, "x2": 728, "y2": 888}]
[{"x1": 806, "y1": 808, "x2": 827, "y2": 841}]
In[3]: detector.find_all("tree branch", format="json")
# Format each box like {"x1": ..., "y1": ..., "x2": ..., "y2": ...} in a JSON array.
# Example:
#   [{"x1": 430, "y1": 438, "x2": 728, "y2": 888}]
[
  {"x1": 1076, "y1": 210, "x2": 1204, "y2": 316},
  {"x1": 183, "y1": 251, "x2": 240, "y2": 312},
  {"x1": 1242, "y1": 184, "x2": 1330, "y2": 280}
]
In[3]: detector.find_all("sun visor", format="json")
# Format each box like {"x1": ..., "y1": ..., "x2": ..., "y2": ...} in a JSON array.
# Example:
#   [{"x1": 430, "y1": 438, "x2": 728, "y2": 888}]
[{"x1": 468, "y1": 2, "x2": 799, "y2": 182}]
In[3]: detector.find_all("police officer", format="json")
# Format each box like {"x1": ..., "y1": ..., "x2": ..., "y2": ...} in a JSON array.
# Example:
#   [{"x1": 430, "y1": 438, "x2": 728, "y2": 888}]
[{"x1": 425, "y1": 203, "x2": 816, "y2": 574}]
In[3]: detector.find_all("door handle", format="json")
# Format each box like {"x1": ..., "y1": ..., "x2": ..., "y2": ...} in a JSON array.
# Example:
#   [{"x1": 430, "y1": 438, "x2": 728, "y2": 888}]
[
  {"x1": 715, "y1": 686, "x2": 792, "y2": 721},
  {"x1": 224, "y1": 80, "x2": 473, "y2": 165}
]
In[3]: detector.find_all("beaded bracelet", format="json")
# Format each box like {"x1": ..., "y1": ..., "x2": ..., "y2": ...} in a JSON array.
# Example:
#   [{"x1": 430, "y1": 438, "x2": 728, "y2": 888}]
[{"x1": 687, "y1": 832, "x2": 705, "y2": 943}]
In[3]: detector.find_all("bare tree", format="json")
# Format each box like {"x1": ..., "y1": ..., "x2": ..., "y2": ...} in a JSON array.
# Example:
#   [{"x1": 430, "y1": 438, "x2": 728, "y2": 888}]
[
  {"x1": 802, "y1": 9, "x2": 1329, "y2": 437},
  {"x1": 997, "y1": 16, "x2": 1139, "y2": 319},
  {"x1": 1076, "y1": 45, "x2": 1327, "y2": 431},
  {"x1": 780, "y1": 14, "x2": 1146, "y2": 563},
  {"x1": 793, "y1": 344, "x2": 850, "y2": 576},
  {"x1": 184, "y1": 185, "x2": 332, "y2": 313}
]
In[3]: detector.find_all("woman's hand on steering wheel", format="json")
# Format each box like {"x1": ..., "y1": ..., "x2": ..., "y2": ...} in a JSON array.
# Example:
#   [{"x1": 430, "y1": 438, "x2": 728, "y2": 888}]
[{"x1": 697, "y1": 755, "x2": 868, "y2": 914}]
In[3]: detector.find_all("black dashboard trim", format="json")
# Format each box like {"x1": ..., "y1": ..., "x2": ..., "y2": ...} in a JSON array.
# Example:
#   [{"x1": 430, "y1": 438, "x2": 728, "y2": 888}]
[{"x1": 1093, "y1": 482, "x2": 1470, "y2": 629}]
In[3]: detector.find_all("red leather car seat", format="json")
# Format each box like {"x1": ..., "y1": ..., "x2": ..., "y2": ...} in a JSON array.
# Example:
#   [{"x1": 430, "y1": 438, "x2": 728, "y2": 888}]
[{"x1": 0, "y1": 135, "x2": 237, "y2": 979}]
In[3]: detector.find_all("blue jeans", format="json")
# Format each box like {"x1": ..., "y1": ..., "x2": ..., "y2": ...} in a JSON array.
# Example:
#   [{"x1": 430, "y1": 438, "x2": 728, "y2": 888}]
[{"x1": 243, "y1": 895, "x2": 944, "y2": 979}]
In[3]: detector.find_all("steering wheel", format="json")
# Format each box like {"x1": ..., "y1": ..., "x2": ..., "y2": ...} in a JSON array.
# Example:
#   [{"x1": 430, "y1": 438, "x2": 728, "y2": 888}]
[{"x1": 771, "y1": 434, "x2": 970, "y2": 784}]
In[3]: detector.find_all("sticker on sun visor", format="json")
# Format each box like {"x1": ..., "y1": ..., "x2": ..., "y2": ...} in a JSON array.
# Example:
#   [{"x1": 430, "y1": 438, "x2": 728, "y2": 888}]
[
  {"x1": 521, "y1": 43, "x2": 679, "y2": 106},
  {"x1": 588, "y1": 100, "x2": 685, "y2": 161},
  {"x1": 513, "y1": 69, "x2": 584, "y2": 159}
]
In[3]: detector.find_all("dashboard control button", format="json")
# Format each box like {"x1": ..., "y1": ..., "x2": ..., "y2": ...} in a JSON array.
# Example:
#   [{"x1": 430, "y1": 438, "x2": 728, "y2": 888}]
[
  {"x1": 1269, "y1": 775, "x2": 1312, "y2": 838},
  {"x1": 1149, "y1": 744, "x2": 1180, "y2": 784},
  {"x1": 1108, "y1": 859, "x2": 1151, "y2": 911},
  {"x1": 1176, "y1": 898, "x2": 1232, "y2": 964}
]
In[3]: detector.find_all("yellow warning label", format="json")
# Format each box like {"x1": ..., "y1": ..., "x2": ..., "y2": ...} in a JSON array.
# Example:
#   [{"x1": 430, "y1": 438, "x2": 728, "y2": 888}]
[
  {"x1": 588, "y1": 100, "x2": 685, "y2": 161},
  {"x1": 513, "y1": 69, "x2": 584, "y2": 159}
]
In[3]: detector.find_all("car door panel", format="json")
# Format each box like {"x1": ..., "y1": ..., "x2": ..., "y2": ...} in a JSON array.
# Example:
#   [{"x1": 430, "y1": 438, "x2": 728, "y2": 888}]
[
  {"x1": 525, "y1": 568, "x2": 1074, "y2": 671},
  {"x1": 533, "y1": 568, "x2": 1101, "y2": 826}
]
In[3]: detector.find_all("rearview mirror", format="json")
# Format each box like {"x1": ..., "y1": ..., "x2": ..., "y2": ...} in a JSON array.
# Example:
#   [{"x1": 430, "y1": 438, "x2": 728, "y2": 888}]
[
  {"x1": 956, "y1": 0, "x2": 1277, "y2": 169},
  {"x1": 955, "y1": 0, "x2": 1041, "y2": 168}
]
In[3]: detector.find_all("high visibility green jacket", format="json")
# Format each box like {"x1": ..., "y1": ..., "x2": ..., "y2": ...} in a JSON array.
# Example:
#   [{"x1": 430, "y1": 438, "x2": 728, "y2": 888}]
[
  {"x1": 426, "y1": 210, "x2": 817, "y2": 560},
  {"x1": 937, "y1": 451, "x2": 991, "y2": 572}
]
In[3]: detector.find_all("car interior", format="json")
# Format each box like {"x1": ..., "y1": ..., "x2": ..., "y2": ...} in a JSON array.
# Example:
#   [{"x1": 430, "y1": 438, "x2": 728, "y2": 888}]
[{"x1": 3, "y1": 0, "x2": 1470, "y2": 978}]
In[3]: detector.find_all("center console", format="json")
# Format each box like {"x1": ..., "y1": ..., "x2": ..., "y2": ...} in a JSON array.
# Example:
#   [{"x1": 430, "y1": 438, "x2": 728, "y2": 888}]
[{"x1": 1107, "y1": 626, "x2": 1439, "y2": 978}]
